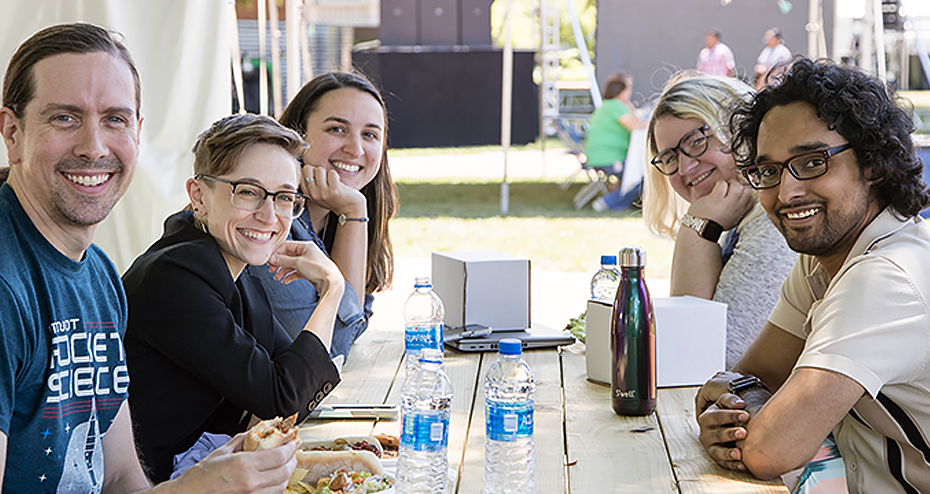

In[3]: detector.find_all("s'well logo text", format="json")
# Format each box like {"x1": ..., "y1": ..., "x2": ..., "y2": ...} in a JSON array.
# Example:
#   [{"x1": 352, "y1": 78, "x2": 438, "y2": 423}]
[
  {"x1": 615, "y1": 389, "x2": 637, "y2": 399},
  {"x1": 46, "y1": 318, "x2": 128, "y2": 403}
]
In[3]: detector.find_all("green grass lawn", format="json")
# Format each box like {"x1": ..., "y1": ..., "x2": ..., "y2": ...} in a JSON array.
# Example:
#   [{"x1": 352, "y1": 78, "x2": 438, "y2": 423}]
[{"x1": 392, "y1": 180, "x2": 675, "y2": 279}]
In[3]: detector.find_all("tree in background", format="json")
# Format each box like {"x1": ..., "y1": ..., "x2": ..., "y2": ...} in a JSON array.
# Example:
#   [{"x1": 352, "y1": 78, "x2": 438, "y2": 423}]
[{"x1": 490, "y1": 0, "x2": 597, "y2": 81}]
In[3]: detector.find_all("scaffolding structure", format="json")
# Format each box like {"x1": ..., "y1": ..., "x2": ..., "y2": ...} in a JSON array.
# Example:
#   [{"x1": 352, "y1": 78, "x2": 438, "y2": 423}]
[
  {"x1": 539, "y1": 0, "x2": 561, "y2": 125},
  {"x1": 538, "y1": 0, "x2": 599, "y2": 140}
]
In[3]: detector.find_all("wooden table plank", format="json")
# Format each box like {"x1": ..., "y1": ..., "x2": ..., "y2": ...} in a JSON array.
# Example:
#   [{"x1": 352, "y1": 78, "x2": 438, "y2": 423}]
[
  {"x1": 561, "y1": 351, "x2": 678, "y2": 493},
  {"x1": 458, "y1": 352, "x2": 491, "y2": 494},
  {"x1": 526, "y1": 348, "x2": 567, "y2": 494},
  {"x1": 657, "y1": 387, "x2": 789, "y2": 494},
  {"x1": 458, "y1": 348, "x2": 566, "y2": 494},
  {"x1": 368, "y1": 345, "x2": 483, "y2": 493},
  {"x1": 299, "y1": 328, "x2": 404, "y2": 440}
]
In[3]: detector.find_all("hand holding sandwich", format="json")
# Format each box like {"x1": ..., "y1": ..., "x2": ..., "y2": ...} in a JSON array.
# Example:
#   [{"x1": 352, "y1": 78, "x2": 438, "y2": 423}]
[{"x1": 149, "y1": 431, "x2": 298, "y2": 494}]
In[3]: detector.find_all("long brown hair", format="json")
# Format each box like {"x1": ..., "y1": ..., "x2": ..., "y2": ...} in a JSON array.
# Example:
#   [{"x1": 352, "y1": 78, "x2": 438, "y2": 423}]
[{"x1": 279, "y1": 71, "x2": 396, "y2": 293}]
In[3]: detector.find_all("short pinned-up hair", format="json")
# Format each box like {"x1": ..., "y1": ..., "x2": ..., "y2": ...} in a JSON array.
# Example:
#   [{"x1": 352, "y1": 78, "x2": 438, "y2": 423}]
[{"x1": 192, "y1": 113, "x2": 306, "y2": 178}]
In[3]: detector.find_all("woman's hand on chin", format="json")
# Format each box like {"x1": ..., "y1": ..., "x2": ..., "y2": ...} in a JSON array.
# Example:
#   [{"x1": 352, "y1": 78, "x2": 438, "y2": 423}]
[
  {"x1": 267, "y1": 240, "x2": 345, "y2": 297},
  {"x1": 300, "y1": 165, "x2": 367, "y2": 217},
  {"x1": 688, "y1": 179, "x2": 756, "y2": 231}
]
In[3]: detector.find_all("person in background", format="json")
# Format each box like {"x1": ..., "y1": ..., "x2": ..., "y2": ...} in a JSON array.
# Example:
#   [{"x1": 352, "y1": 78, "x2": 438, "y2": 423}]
[
  {"x1": 123, "y1": 114, "x2": 343, "y2": 483},
  {"x1": 0, "y1": 22, "x2": 299, "y2": 493},
  {"x1": 754, "y1": 28, "x2": 792, "y2": 90},
  {"x1": 696, "y1": 57, "x2": 930, "y2": 493},
  {"x1": 584, "y1": 71, "x2": 647, "y2": 212},
  {"x1": 697, "y1": 29, "x2": 736, "y2": 78},
  {"x1": 250, "y1": 71, "x2": 397, "y2": 362}
]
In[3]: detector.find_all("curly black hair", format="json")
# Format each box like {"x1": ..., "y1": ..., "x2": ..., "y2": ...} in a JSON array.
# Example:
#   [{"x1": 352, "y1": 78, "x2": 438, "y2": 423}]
[{"x1": 730, "y1": 57, "x2": 930, "y2": 219}]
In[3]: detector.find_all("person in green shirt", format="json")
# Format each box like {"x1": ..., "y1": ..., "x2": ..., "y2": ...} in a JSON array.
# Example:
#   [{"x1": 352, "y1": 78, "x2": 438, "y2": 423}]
[{"x1": 583, "y1": 72, "x2": 646, "y2": 210}]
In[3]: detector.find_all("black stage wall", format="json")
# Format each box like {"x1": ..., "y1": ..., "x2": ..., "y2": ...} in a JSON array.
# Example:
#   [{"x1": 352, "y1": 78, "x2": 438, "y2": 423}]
[{"x1": 353, "y1": 48, "x2": 539, "y2": 148}]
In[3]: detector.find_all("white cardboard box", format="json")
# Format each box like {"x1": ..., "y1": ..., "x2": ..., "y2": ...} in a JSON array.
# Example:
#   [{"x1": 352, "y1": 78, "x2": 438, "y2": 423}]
[
  {"x1": 431, "y1": 251, "x2": 531, "y2": 331},
  {"x1": 585, "y1": 295, "x2": 727, "y2": 387}
]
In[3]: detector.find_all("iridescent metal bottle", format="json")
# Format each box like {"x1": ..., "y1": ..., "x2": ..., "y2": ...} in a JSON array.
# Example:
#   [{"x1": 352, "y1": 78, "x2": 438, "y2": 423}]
[{"x1": 610, "y1": 246, "x2": 656, "y2": 415}]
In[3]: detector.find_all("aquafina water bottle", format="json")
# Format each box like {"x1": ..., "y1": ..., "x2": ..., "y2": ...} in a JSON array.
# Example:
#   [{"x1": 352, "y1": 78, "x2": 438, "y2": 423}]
[
  {"x1": 403, "y1": 277, "x2": 445, "y2": 375},
  {"x1": 484, "y1": 338, "x2": 535, "y2": 494},
  {"x1": 397, "y1": 348, "x2": 453, "y2": 494},
  {"x1": 590, "y1": 254, "x2": 620, "y2": 303}
]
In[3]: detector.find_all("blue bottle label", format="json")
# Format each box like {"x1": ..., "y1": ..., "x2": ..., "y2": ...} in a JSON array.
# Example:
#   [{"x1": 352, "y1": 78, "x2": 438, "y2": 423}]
[
  {"x1": 401, "y1": 410, "x2": 449, "y2": 452},
  {"x1": 486, "y1": 400, "x2": 534, "y2": 441},
  {"x1": 405, "y1": 323, "x2": 443, "y2": 353}
]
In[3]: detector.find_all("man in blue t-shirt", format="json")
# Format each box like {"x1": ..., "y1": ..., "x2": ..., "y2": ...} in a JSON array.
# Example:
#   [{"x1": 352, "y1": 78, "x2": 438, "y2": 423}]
[{"x1": 0, "y1": 23, "x2": 299, "y2": 493}]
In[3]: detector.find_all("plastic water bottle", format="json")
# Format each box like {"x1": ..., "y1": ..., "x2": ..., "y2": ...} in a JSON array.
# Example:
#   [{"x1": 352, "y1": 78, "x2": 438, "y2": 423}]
[
  {"x1": 484, "y1": 338, "x2": 535, "y2": 494},
  {"x1": 404, "y1": 277, "x2": 445, "y2": 374},
  {"x1": 590, "y1": 254, "x2": 621, "y2": 303},
  {"x1": 397, "y1": 348, "x2": 453, "y2": 494},
  {"x1": 611, "y1": 246, "x2": 656, "y2": 416}
]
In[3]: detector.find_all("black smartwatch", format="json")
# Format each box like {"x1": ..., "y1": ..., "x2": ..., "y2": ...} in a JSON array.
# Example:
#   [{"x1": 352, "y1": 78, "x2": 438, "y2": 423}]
[
  {"x1": 681, "y1": 213, "x2": 724, "y2": 243},
  {"x1": 727, "y1": 375, "x2": 768, "y2": 395}
]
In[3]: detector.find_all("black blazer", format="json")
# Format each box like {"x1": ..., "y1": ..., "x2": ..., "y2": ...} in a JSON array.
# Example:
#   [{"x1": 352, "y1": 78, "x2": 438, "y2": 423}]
[{"x1": 122, "y1": 210, "x2": 339, "y2": 482}]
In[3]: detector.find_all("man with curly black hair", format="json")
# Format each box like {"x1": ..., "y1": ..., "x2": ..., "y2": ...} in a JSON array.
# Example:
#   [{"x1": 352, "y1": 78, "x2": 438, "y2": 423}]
[{"x1": 694, "y1": 57, "x2": 930, "y2": 493}]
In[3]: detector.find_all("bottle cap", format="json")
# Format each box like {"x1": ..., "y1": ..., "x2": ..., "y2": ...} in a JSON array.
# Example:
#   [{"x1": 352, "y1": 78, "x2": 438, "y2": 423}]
[
  {"x1": 419, "y1": 348, "x2": 444, "y2": 364},
  {"x1": 600, "y1": 255, "x2": 617, "y2": 266},
  {"x1": 619, "y1": 246, "x2": 646, "y2": 268},
  {"x1": 414, "y1": 276, "x2": 432, "y2": 288},
  {"x1": 498, "y1": 338, "x2": 523, "y2": 355}
]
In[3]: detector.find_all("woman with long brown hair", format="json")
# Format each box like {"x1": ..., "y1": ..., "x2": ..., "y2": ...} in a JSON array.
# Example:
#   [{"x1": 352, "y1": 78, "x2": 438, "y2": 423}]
[{"x1": 250, "y1": 71, "x2": 397, "y2": 361}]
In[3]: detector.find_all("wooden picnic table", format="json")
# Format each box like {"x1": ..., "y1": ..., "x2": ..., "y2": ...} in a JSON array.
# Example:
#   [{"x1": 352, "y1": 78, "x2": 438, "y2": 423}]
[{"x1": 297, "y1": 327, "x2": 788, "y2": 493}]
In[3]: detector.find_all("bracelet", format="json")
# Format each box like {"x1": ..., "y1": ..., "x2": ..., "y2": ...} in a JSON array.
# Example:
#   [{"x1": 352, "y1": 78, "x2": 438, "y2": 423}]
[
  {"x1": 681, "y1": 213, "x2": 724, "y2": 243},
  {"x1": 337, "y1": 214, "x2": 369, "y2": 226}
]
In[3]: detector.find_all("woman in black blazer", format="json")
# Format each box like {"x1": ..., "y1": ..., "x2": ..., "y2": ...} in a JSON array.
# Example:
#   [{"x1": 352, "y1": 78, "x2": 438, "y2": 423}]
[{"x1": 122, "y1": 114, "x2": 344, "y2": 482}]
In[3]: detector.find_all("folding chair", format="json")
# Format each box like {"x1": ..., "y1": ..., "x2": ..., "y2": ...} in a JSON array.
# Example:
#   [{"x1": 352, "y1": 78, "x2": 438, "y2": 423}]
[{"x1": 553, "y1": 117, "x2": 617, "y2": 209}]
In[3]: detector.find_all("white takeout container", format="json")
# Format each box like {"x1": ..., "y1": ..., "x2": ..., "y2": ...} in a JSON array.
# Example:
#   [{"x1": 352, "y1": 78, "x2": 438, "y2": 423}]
[{"x1": 585, "y1": 295, "x2": 726, "y2": 387}]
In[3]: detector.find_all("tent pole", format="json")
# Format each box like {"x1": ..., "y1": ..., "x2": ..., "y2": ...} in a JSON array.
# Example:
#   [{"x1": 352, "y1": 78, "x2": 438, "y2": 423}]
[
  {"x1": 229, "y1": 1, "x2": 246, "y2": 114},
  {"x1": 501, "y1": 0, "x2": 514, "y2": 216},
  {"x1": 258, "y1": 0, "x2": 269, "y2": 116},
  {"x1": 286, "y1": 0, "x2": 301, "y2": 102}
]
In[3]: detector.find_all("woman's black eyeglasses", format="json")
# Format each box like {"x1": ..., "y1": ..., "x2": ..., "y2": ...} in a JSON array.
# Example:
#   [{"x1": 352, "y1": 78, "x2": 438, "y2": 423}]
[
  {"x1": 195, "y1": 174, "x2": 308, "y2": 218},
  {"x1": 650, "y1": 125, "x2": 711, "y2": 176}
]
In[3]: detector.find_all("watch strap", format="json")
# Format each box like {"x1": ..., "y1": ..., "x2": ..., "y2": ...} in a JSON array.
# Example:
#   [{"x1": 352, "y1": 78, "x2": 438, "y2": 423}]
[
  {"x1": 681, "y1": 213, "x2": 724, "y2": 243},
  {"x1": 337, "y1": 214, "x2": 370, "y2": 226},
  {"x1": 728, "y1": 375, "x2": 768, "y2": 395}
]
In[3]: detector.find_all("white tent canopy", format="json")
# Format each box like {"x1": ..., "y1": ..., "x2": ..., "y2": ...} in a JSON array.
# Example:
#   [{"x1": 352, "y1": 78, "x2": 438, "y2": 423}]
[{"x1": 0, "y1": 0, "x2": 231, "y2": 272}]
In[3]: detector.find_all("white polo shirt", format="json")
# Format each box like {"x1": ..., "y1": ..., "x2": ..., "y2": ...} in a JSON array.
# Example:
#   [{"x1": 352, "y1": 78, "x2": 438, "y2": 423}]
[{"x1": 769, "y1": 209, "x2": 930, "y2": 493}]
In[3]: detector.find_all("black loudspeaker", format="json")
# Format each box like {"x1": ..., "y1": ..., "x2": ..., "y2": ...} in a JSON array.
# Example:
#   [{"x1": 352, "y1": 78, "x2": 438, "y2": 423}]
[
  {"x1": 420, "y1": 0, "x2": 458, "y2": 46},
  {"x1": 460, "y1": 0, "x2": 492, "y2": 46},
  {"x1": 381, "y1": 0, "x2": 418, "y2": 46},
  {"x1": 353, "y1": 48, "x2": 539, "y2": 148},
  {"x1": 882, "y1": 0, "x2": 903, "y2": 31}
]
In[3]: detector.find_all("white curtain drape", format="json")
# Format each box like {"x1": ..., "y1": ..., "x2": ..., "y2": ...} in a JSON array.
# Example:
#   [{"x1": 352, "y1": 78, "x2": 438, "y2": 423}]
[{"x1": 0, "y1": 0, "x2": 231, "y2": 272}]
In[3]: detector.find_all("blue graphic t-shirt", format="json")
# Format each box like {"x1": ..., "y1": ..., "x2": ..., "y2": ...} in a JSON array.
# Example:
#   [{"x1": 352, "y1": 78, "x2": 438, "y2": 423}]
[{"x1": 0, "y1": 184, "x2": 128, "y2": 493}]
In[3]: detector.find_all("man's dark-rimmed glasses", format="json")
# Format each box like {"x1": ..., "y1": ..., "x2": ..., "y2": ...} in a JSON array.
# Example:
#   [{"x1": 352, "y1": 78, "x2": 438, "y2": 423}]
[
  {"x1": 195, "y1": 174, "x2": 308, "y2": 219},
  {"x1": 650, "y1": 125, "x2": 711, "y2": 176},
  {"x1": 740, "y1": 144, "x2": 852, "y2": 190}
]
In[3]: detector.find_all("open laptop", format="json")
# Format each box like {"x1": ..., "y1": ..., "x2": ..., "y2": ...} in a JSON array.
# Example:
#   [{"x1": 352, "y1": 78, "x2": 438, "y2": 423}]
[{"x1": 444, "y1": 322, "x2": 576, "y2": 352}]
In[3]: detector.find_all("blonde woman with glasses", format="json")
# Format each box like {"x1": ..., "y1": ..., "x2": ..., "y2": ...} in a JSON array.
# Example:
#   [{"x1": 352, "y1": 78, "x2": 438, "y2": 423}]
[{"x1": 642, "y1": 73, "x2": 796, "y2": 369}]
